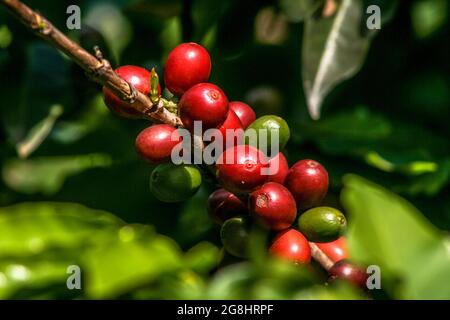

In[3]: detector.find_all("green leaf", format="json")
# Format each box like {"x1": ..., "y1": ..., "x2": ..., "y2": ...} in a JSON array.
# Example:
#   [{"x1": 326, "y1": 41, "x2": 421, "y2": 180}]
[
  {"x1": 51, "y1": 95, "x2": 109, "y2": 144},
  {"x1": 85, "y1": 3, "x2": 132, "y2": 61},
  {"x1": 279, "y1": 0, "x2": 323, "y2": 23},
  {"x1": 185, "y1": 242, "x2": 220, "y2": 274},
  {"x1": 411, "y1": 0, "x2": 448, "y2": 39},
  {"x1": 2, "y1": 154, "x2": 112, "y2": 195},
  {"x1": 302, "y1": 0, "x2": 370, "y2": 119},
  {"x1": 83, "y1": 225, "x2": 182, "y2": 299},
  {"x1": 0, "y1": 202, "x2": 123, "y2": 257},
  {"x1": 341, "y1": 175, "x2": 450, "y2": 299}
]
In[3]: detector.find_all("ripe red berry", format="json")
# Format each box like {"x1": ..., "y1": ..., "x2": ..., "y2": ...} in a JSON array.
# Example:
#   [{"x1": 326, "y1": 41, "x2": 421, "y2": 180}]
[
  {"x1": 207, "y1": 189, "x2": 248, "y2": 224},
  {"x1": 267, "y1": 152, "x2": 289, "y2": 184},
  {"x1": 179, "y1": 83, "x2": 229, "y2": 131},
  {"x1": 103, "y1": 65, "x2": 158, "y2": 119},
  {"x1": 217, "y1": 110, "x2": 244, "y2": 150},
  {"x1": 135, "y1": 124, "x2": 181, "y2": 164},
  {"x1": 269, "y1": 229, "x2": 311, "y2": 264},
  {"x1": 328, "y1": 260, "x2": 368, "y2": 289},
  {"x1": 229, "y1": 101, "x2": 256, "y2": 129},
  {"x1": 164, "y1": 42, "x2": 211, "y2": 96},
  {"x1": 249, "y1": 182, "x2": 297, "y2": 231},
  {"x1": 315, "y1": 237, "x2": 349, "y2": 263},
  {"x1": 284, "y1": 159, "x2": 329, "y2": 210},
  {"x1": 216, "y1": 145, "x2": 269, "y2": 194}
]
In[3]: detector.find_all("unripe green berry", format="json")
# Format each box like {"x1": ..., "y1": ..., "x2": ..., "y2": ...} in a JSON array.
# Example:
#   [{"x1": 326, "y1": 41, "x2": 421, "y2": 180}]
[
  {"x1": 149, "y1": 163, "x2": 202, "y2": 202},
  {"x1": 298, "y1": 206, "x2": 347, "y2": 242}
]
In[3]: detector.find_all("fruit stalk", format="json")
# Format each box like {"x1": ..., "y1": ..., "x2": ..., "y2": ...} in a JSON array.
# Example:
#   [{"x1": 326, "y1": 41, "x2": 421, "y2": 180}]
[
  {"x1": 0, "y1": 0, "x2": 182, "y2": 127},
  {"x1": 309, "y1": 242, "x2": 334, "y2": 270}
]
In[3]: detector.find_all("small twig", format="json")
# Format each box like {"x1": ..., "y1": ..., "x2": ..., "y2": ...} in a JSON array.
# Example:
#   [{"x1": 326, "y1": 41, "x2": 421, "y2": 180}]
[
  {"x1": 309, "y1": 242, "x2": 334, "y2": 270},
  {"x1": 1, "y1": 0, "x2": 182, "y2": 127}
]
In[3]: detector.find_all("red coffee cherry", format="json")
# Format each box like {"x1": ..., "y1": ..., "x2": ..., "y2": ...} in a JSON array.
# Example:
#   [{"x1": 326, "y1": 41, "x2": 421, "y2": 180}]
[
  {"x1": 269, "y1": 229, "x2": 311, "y2": 264},
  {"x1": 229, "y1": 101, "x2": 256, "y2": 129},
  {"x1": 267, "y1": 152, "x2": 289, "y2": 184},
  {"x1": 207, "y1": 188, "x2": 248, "y2": 224},
  {"x1": 216, "y1": 145, "x2": 269, "y2": 194},
  {"x1": 217, "y1": 110, "x2": 244, "y2": 150},
  {"x1": 164, "y1": 42, "x2": 211, "y2": 96},
  {"x1": 249, "y1": 182, "x2": 297, "y2": 231},
  {"x1": 179, "y1": 83, "x2": 229, "y2": 131},
  {"x1": 103, "y1": 65, "x2": 158, "y2": 119},
  {"x1": 284, "y1": 159, "x2": 329, "y2": 210},
  {"x1": 135, "y1": 124, "x2": 181, "y2": 164},
  {"x1": 328, "y1": 260, "x2": 368, "y2": 289},
  {"x1": 315, "y1": 236, "x2": 349, "y2": 263}
]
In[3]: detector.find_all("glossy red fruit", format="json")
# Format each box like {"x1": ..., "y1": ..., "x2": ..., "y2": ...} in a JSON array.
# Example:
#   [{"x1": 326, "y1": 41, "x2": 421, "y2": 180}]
[
  {"x1": 216, "y1": 145, "x2": 269, "y2": 194},
  {"x1": 179, "y1": 83, "x2": 229, "y2": 131},
  {"x1": 217, "y1": 110, "x2": 244, "y2": 150},
  {"x1": 284, "y1": 159, "x2": 329, "y2": 210},
  {"x1": 328, "y1": 260, "x2": 368, "y2": 289},
  {"x1": 269, "y1": 229, "x2": 311, "y2": 264},
  {"x1": 103, "y1": 65, "x2": 158, "y2": 119},
  {"x1": 267, "y1": 152, "x2": 289, "y2": 184},
  {"x1": 249, "y1": 182, "x2": 297, "y2": 230},
  {"x1": 207, "y1": 189, "x2": 248, "y2": 224},
  {"x1": 229, "y1": 101, "x2": 256, "y2": 129},
  {"x1": 164, "y1": 42, "x2": 211, "y2": 96},
  {"x1": 135, "y1": 124, "x2": 181, "y2": 163},
  {"x1": 315, "y1": 237, "x2": 349, "y2": 263}
]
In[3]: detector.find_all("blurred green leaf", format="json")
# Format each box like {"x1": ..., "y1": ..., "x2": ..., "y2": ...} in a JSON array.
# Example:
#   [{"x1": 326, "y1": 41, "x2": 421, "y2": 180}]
[
  {"x1": 16, "y1": 104, "x2": 63, "y2": 158},
  {"x1": 185, "y1": 242, "x2": 220, "y2": 274},
  {"x1": 0, "y1": 24, "x2": 12, "y2": 49},
  {"x1": 302, "y1": 0, "x2": 370, "y2": 119},
  {"x1": 2, "y1": 154, "x2": 112, "y2": 195},
  {"x1": 341, "y1": 174, "x2": 450, "y2": 299},
  {"x1": 411, "y1": 0, "x2": 448, "y2": 39},
  {"x1": 51, "y1": 95, "x2": 108, "y2": 144},
  {"x1": 279, "y1": 0, "x2": 323, "y2": 23},
  {"x1": 293, "y1": 107, "x2": 450, "y2": 195},
  {"x1": 83, "y1": 224, "x2": 182, "y2": 298},
  {"x1": 85, "y1": 3, "x2": 132, "y2": 61},
  {"x1": 0, "y1": 202, "x2": 123, "y2": 257}
]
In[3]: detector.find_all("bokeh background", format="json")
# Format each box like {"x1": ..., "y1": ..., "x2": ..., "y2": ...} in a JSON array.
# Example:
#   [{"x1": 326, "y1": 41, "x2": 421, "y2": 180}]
[{"x1": 0, "y1": 0, "x2": 449, "y2": 299}]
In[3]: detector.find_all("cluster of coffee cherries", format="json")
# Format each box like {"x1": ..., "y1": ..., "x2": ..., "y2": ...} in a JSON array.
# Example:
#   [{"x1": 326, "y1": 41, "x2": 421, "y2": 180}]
[{"x1": 102, "y1": 43, "x2": 368, "y2": 289}]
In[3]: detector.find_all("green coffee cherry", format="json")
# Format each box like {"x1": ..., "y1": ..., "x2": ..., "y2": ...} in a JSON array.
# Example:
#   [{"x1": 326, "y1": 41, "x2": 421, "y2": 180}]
[
  {"x1": 298, "y1": 206, "x2": 347, "y2": 242},
  {"x1": 149, "y1": 163, "x2": 202, "y2": 202},
  {"x1": 220, "y1": 216, "x2": 251, "y2": 258},
  {"x1": 245, "y1": 115, "x2": 290, "y2": 153}
]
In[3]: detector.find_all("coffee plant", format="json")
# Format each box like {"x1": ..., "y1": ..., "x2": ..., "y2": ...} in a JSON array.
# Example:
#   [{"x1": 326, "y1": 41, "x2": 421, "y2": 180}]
[{"x1": 0, "y1": 0, "x2": 448, "y2": 300}]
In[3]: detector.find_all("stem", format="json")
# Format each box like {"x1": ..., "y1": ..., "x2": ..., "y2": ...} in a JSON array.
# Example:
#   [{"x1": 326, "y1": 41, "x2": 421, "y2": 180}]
[
  {"x1": 309, "y1": 242, "x2": 334, "y2": 271},
  {"x1": 1, "y1": 0, "x2": 182, "y2": 127}
]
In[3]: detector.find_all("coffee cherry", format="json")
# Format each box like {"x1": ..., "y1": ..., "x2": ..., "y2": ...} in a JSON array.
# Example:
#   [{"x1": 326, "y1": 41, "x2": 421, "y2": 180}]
[
  {"x1": 207, "y1": 188, "x2": 248, "y2": 224},
  {"x1": 249, "y1": 182, "x2": 297, "y2": 231},
  {"x1": 217, "y1": 110, "x2": 243, "y2": 150},
  {"x1": 315, "y1": 237, "x2": 349, "y2": 263},
  {"x1": 135, "y1": 124, "x2": 181, "y2": 163},
  {"x1": 179, "y1": 83, "x2": 229, "y2": 131},
  {"x1": 267, "y1": 152, "x2": 289, "y2": 184},
  {"x1": 246, "y1": 115, "x2": 290, "y2": 154},
  {"x1": 220, "y1": 216, "x2": 251, "y2": 258},
  {"x1": 149, "y1": 163, "x2": 202, "y2": 202},
  {"x1": 284, "y1": 159, "x2": 328, "y2": 210},
  {"x1": 164, "y1": 42, "x2": 211, "y2": 96},
  {"x1": 216, "y1": 145, "x2": 269, "y2": 194},
  {"x1": 229, "y1": 101, "x2": 256, "y2": 129},
  {"x1": 269, "y1": 229, "x2": 311, "y2": 264},
  {"x1": 103, "y1": 65, "x2": 157, "y2": 119},
  {"x1": 328, "y1": 260, "x2": 368, "y2": 289},
  {"x1": 298, "y1": 206, "x2": 347, "y2": 242}
]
